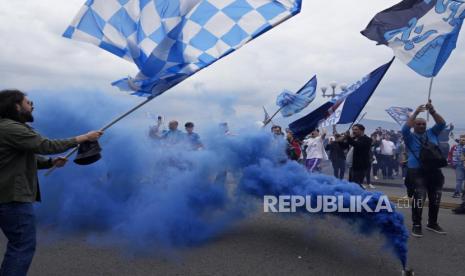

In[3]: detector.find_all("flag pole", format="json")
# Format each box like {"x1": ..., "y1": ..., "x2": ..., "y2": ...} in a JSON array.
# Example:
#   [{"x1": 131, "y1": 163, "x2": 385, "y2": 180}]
[
  {"x1": 347, "y1": 111, "x2": 367, "y2": 132},
  {"x1": 426, "y1": 77, "x2": 434, "y2": 121},
  {"x1": 45, "y1": 96, "x2": 155, "y2": 176},
  {"x1": 356, "y1": 111, "x2": 367, "y2": 124},
  {"x1": 262, "y1": 106, "x2": 284, "y2": 128}
]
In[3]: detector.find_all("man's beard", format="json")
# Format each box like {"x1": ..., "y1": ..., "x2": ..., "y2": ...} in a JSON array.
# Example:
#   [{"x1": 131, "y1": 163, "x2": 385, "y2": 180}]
[{"x1": 18, "y1": 109, "x2": 34, "y2": 123}]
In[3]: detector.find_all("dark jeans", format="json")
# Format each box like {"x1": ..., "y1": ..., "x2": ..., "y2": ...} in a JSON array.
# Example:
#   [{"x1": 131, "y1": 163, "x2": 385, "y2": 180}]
[
  {"x1": 380, "y1": 155, "x2": 393, "y2": 178},
  {"x1": 350, "y1": 168, "x2": 368, "y2": 188},
  {"x1": 392, "y1": 155, "x2": 399, "y2": 174},
  {"x1": 364, "y1": 163, "x2": 372, "y2": 184},
  {"x1": 372, "y1": 163, "x2": 379, "y2": 178},
  {"x1": 406, "y1": 168, "x2": 444, "y2": 226},
  {"x1": 401, "y1": 163, "x2": 407, "y2": 178},
  {"x1": 0, "y1": 202, "x2": 36, "y2": 276},
  {"x1": 331, "y1": 159, "x2": 345, "y2": 179}
]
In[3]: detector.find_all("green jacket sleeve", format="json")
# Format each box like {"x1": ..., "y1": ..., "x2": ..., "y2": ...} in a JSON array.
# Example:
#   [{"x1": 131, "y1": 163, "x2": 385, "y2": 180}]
[
  {"x1": 4, "y1": 121, "x2": 78, "y2": 155},
  {"x1": 36, "y1": 155, "x2": 53, "y2": 170}
]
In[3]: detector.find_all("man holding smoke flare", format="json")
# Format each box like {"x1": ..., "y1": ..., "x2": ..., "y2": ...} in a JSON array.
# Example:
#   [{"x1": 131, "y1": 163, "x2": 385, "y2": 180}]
[{"x1": 0, "y1": 89, "x2": 103, "y2": 276}]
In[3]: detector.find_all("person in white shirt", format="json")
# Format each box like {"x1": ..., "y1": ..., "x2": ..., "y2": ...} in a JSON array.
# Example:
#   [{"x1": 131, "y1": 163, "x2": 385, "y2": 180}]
[
  {"x1": 303, "y1": 129, "x2": 327, "y2": 173},
  {"x1": 380, "y1": 134, "x2": 396, "y2": 179}
]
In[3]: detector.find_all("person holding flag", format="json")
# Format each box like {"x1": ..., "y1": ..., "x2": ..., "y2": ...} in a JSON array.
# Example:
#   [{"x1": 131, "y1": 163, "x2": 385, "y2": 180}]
[
  {"x1": 344, "y1": 124, "x2": 373, "y2": 188},
  {"x1": 303, "y1": 129, "x2": 327, "y2": 173},
  {"x1": 403, "y1": 100, "x2": 447, "y2": 237},
  {"x1": 0, "y1": 89, "x2": 103, "y2": 275},
  {"x1": 325, "y1": 126, "x2": 349, "y2": 180}
]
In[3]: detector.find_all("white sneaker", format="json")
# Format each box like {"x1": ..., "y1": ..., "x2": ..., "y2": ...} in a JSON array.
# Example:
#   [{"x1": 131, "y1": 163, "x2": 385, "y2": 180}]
[
  {"x1": 368, "y1": 184, "x2": 376, "y2": 189},
  {"x1": 361, "y1": 184, "x2": 367, "y2": 189},
  {"x1": 374, "y1": 176, "x2": 379, "y2": 180}
]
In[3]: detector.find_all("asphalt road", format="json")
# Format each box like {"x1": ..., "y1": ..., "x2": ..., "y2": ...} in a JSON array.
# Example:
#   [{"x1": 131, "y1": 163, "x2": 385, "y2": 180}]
[{"x1": 1, "y1": 206, "x2": 464, "y2": 276}]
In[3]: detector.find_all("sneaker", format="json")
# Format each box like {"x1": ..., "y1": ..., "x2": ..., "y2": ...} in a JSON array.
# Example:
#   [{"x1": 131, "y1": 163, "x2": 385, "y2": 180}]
[
  {"x1": 361, "y1": 184, "x2": 367, "y2": 189},
  {"x1": 452, "y1": 192, "x2": 460, "y2": 198},
  {"x1": 411, "y1": 225, "x2": 423, "y2": 237},
  {"x1": 426, "y1": 224, "x2": 447, "y2": 235},
  {"x1": 368, "y1": 184, "x2": 376, "y2": 189},
  {"x1": 453, "y1": 206, "x2": 465, "y2": 214},
  {"x1": 374, "y1": 176, "x2": 379, "y2": 180}
]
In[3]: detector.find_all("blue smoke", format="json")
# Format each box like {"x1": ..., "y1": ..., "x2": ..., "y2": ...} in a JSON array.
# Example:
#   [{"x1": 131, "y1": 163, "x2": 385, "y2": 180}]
[{"x1": 29, "y1": 90, "x2": 408, "y2": 266}]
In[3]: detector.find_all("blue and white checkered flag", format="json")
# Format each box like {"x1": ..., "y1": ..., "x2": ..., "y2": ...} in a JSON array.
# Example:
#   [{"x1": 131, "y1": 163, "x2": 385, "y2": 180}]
[
  {"x1": 64, "y1": 0, "x2": 302, "y2": 97},
  {"x1": 361, "y1": 0, "x2": 465, "y2": 77}
]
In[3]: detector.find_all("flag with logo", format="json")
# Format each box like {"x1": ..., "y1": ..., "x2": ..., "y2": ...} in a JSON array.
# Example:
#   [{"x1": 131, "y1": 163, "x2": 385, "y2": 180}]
[
  {"x1": 290, "y1": 58, "x2": 394, "y2": 139},
  {"x1": 386, "y1": 106, "x2": 414, "y2": 125},
  {"x1": 361, "y1": 0, "x2": 465, "y2": 77},
  {"x1": 276, "y1": 75, "x2": 317, "y2": 117}
]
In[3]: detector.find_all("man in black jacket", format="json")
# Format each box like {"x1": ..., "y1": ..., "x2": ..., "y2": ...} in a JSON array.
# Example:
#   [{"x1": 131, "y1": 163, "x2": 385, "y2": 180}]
[
  {"x1": 345, "y1": 124, "x2": 372, "y2": 188},
  {"x1": 326, "y1": 133, "x2": 348, "y2": 179}
]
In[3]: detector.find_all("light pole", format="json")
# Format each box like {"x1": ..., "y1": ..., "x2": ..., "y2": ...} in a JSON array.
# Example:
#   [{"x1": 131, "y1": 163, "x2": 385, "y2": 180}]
[
  {"x1": 329, "y1": 81, "x2": 337, "y2": 98},
  {"x1": 322, "y1": 82, "x2": 347, "y2": 99},
  {"x1": 321, "y1": 86, "x2": 328, "y2": 97}
]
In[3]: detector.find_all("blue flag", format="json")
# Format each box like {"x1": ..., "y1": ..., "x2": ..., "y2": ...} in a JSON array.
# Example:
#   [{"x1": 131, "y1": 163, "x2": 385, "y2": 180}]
[
  {"x1": 386, "y1": 106, "x2": 414, "y2": 125},
  {"x1": 276, "y1": 75, "x2": 317, "y2": 117},
  {"x1": 361, "y1": 0, "x2": 465, "y2": 77},
  {"x1": 64, "y1": 0, "x2": 302, "y2": 97},
  {"x1": 289, "y1": 59, "x2": 394, "y2": 139}
]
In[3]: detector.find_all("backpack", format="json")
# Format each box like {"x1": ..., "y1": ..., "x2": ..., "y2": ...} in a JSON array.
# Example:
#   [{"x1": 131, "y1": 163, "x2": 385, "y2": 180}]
[{"x1": 417, "y1": 135, "x2": 448, "y2": 170}]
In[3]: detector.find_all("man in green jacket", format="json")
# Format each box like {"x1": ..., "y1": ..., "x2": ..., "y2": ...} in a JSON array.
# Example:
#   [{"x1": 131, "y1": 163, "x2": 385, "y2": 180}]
[{"x1": 0, "y1": 89, "x2": 103, "y2": 276}]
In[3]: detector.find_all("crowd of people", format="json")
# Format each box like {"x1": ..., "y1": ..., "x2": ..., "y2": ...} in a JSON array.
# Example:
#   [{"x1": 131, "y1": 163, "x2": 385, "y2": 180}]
[
  {"x1": 275, "y1": 123, "x2": 406, "y2": 189},
  {"x1": 148, "y1": 99, "x2": 465, "y2": 239},
  {"x1": 148, "y1": 116, "x2": 203, "y2": 150},
  {"x1": 148, "y1": 106, "x2": 465, "y2": 233},
  {"x1": 272, "y1": 101, "x2": 465, "y2": 237}
]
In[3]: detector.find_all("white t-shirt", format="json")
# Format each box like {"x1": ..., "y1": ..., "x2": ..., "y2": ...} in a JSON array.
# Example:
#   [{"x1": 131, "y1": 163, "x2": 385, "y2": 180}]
[
  {"x1": 304, "y1": 136, "x2": 327, "y2": 160},
  {"x1": 380, "y1": 139, "x2": 396, "y2": 156}
]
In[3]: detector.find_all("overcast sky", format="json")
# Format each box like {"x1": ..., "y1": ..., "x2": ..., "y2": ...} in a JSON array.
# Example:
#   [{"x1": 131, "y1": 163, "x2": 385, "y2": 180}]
[{"x1": 1, "y1": 0, "x2": 464, "y2": 130}]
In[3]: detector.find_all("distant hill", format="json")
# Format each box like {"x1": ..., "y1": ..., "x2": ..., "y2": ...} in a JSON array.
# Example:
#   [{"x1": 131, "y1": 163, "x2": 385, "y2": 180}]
[
  {"x1": 259, "y1": 111, "x2": 465, "y2": 137},
  {"x1": 340, "y1": 118, "x2": 465, "y2": 136},
  {"x1": 346, "y1": 119, "x2": 400, "y2": 133}
]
